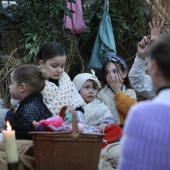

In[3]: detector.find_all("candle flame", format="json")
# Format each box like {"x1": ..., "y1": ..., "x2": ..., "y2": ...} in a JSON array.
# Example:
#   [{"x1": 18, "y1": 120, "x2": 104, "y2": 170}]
[{"x1": 6, "y1": 121, "x2": 12, "y2": 131}]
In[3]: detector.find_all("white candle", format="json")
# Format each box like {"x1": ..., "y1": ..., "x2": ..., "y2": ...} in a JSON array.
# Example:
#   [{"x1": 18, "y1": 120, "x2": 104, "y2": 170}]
[{"x1": 2, "y1": 121, "x2": 19, "y2": 164}]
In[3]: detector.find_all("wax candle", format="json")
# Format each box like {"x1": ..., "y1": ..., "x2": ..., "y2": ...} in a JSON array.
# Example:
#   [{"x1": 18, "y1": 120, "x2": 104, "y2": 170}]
[{"x1": 2, "y1": 121, "x2": 19, "y2": 164}]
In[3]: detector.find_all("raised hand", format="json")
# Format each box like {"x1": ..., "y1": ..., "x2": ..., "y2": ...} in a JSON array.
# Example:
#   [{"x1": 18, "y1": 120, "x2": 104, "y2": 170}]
[
  {"x1": 137, "y1": 35, "x2": 150, "y2": 59},
  {"x1": 149, "y1": 18, "x2": 164, "y2": 40}
]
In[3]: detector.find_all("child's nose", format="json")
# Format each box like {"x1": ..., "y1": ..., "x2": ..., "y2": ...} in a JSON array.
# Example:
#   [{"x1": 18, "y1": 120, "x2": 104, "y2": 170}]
[
  {"x1": 56, "y1": 67, "x2": 61, "y2": 72},
  {"x1": 89, "y1": 88, "x2": 94, "y2": 93}
]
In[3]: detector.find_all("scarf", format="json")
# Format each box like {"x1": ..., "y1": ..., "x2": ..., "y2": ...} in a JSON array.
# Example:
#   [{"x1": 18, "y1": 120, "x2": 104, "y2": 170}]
[
  {"x1": 84, "y1": 98, "x2": 113, "y2": 126},
  {"x1": 97, "y1": 85, "x2": 136, "y2": 124},
  {"x1": 41, "y1": 72, "x2": 85, "y2": 116}
]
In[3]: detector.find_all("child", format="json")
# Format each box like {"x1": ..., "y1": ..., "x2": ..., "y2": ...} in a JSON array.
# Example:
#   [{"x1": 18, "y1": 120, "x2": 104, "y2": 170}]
[
  {"x1": 117, "y1": 34, "x2": 170, "y2": 170},
  {"x1": 5, "y1": 65, "x2": 52, "y2": 139},
  {"x1": 37, "y1": 42, "x2": 85, "y2": 116},
  {"x1": 129, "y1": 19, "x2": 164, "y2": 99},
  {"x1": 73, "y1": 69, "x2": 122, "y2": 148},
  {"x1": 97, "y1": 55, "x2": 137, "y2": 127}
]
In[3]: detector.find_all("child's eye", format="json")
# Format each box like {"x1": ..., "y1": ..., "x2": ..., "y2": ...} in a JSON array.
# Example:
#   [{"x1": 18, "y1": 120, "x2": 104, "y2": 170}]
[
  {"x1": 93, "y1": 87, "x2": 97, "y2": 91},
  {"x1": 83, "y1": 86, "x2": 90, "y2": 90},
  {"x1": 113, "y1": 69, "x2": 118, "y2": 74},
  {"x1": 51, "y1": 65, "x2": 57, "y2": 68},
  {"x1": 51, "y1": 65, "x2": 65, "y2": 68}
]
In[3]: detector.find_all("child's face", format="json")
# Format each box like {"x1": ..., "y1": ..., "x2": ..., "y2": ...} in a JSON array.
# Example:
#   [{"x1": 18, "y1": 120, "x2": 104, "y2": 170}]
[
  {"x1": 79, "y1": 80, "x2": 98, "y2": 103},
  {"x1": 105, "y1": 62, "x2": 125, "y2": 85},
  {"x1": 9, "y1": 72, "x2": 22, "y2": 100},
  {"x1": 40, "y1": 55, "x2": 66, "y2": 80}
]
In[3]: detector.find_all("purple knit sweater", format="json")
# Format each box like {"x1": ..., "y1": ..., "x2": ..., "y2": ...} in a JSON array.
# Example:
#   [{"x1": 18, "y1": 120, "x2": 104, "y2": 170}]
[{"x1": 118, "y1": 101, "x2": 170, "y2": 170}]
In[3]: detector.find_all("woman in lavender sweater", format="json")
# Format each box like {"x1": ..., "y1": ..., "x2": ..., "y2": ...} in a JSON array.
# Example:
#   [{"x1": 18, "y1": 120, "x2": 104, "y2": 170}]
[{"x1": 118, "y1": 34, "x2": 170, "y2": 170}]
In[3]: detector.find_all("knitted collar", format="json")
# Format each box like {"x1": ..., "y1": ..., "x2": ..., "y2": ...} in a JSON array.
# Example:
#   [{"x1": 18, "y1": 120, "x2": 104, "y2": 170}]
[
  {"x1": 83, "y1": 98, "x2": 113, "y2": 126},
  {"x1": 41, "y1": 72, "x2": 85, "y2": 116}
]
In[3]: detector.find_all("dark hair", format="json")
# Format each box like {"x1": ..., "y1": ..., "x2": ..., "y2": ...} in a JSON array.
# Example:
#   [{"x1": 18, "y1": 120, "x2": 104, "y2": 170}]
[
  {"x1": 37, "y1": 42, "x2": 66, "y2": 62},
  {"x1": 13, "y1": 65, "x2": 48, "y2": 93},
  {"x1": 148, "y1": 34, "x2": 170, "y2": 81},
  {"x1": 102, "y1": 56, "x2": 130, "y2": 87},
  {"x1": 87, "y1": 79, "x2": 98, "y2": 89}
]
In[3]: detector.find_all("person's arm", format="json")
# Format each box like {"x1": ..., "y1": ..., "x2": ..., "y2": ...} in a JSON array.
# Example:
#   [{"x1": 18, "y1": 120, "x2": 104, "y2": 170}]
[
  {"x1": 129, "y1": 19, "x2": 164, "y2": 99},
  {"x1": 128, "y1": 54, "x2": 155, "y2": 99},
  {"x1": 129, "y1": 35, "x2": 155, "y2": 99}
]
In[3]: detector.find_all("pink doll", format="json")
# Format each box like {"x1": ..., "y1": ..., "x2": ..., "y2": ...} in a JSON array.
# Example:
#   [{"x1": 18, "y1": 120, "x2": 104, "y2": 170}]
[{"x1": 33, "y1": 106, "x2": 84, "y2": 133}]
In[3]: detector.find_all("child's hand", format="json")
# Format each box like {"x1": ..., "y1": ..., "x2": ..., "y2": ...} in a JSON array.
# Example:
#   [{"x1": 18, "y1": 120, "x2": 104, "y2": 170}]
[
  {"x1": 108, "y1": 76, "x2": 122, "y2": 95},
  {"x1": 137, "y1": 35, "x2": 150, "y2": 59},
  {"x1": 98, "y1": 123, "x2": 107, "y2": 133},
  {"x1": 149, "y1": 18, "x2": 164, "y2": 40},
  {"x1": 32, "y1": 121, "x2": 39, "y2": 128}
]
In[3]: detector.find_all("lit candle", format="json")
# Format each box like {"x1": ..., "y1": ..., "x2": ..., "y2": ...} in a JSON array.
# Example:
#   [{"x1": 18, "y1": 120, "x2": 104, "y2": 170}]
[{"x1": 2, "y1": 121, "x2": 18, "y2": 170}]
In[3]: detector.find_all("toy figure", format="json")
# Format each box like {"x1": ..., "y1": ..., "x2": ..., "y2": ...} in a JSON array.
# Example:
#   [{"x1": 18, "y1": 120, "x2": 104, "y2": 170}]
[{"x1": 33, "y1": 106, "x2": 84, "y2": 133}]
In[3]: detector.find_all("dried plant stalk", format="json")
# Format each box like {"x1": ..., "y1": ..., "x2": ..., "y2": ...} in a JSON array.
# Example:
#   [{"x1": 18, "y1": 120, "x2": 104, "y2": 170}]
[{"x1": 0, "y1": 49, "x2": 23, "y2": 107}]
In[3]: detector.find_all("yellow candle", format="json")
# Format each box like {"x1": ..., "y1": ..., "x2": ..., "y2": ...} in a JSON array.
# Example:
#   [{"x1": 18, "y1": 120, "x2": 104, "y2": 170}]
[{"x1": 2, "y1": 121, "x2": 19, "y2": 164}]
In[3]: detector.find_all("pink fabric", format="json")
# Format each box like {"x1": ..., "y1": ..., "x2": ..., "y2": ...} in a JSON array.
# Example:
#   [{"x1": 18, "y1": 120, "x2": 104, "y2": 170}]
[
  {"x1": 39, "y1": 115, "x2": 63, "y2": 128},
  {"x1": 64, "y1": 0, "x2": 86, "y2": 34}
]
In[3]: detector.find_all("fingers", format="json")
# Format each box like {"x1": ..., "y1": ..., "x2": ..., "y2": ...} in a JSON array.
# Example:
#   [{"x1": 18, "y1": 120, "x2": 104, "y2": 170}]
[
  {"x1": 32, "y1": 121, "x2": 39, "y2": 127},
  {"x1": 160, "y1": 20, "x2": 164, "y2": 28},
  {"x1": 114, "y1": 76, "x2": 120, "y2": 84},
  {"x1": 149, "y1": 18, "x2": 164, "y2": 40},
  {"x1": 155, "y1": 19, "x2": 164, "y2": 28},
  {"x1": 107, "y1": 76, "x2": 112, "y2": 85},
  {"x1": 138, "y1": 36, "x2": 150, "y2": 48},
  {"x1": 98, "y1": 126, "x2": 105, "y2": 133},
  {"x1": 155, "y1": 20, "x2": 163, "y2": 28},
  {"x1": 108, "y1": 76, "x2": 118, "y2": 84},
  {"x1": 100, "y1": 128, "x2": 104, "y2": 133},
  {"x1": 149, "y1": 18, "x2": 164, "y2": 29},
  {"x1": 150, "y1": 18, "x2": 155, "y2": 28},
  {"x1": 98, "y1": 124, "x2": 107, "y2": 133},
  {"x1": 109, "y1": 75, "x2": 124, "y2": 87}
]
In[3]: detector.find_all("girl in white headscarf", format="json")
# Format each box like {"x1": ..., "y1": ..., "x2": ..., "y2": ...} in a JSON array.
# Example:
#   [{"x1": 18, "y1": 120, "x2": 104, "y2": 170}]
[{"x1": 73, "y1": 70, "x2": 122, "y2": 148}]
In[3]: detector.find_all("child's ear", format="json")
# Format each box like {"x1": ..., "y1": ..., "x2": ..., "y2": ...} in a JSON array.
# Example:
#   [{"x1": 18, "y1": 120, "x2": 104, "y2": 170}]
[
  {"x1": 19, "y1": 83, "x2": 27, "y2": 92},
  {"x1": 39, "y1": 60, "x2": 45, "y2": 68}
]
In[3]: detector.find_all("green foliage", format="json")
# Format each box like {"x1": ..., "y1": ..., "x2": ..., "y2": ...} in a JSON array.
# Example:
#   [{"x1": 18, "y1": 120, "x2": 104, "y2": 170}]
[
  {"x1": 2, "y1": 0, "x2": 75, "y2": 62},
  {"x1": 0, "y1": 0, "x2": 148, "y2": 70},
  {"x1": 79, "y1": 0, "x2": 148, "y2": 67},
  {"x1": 109, "y1": 0, "x2": 147, "y2": 40},
  {"x1": 83, "y1": 0, "x2": 147, "y2": 41}
]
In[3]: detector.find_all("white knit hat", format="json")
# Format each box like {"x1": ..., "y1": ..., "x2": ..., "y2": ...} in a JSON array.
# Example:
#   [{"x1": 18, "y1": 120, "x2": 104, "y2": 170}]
[{"x1": 73, "y1": 69, "x2": 101, "y2": 92}]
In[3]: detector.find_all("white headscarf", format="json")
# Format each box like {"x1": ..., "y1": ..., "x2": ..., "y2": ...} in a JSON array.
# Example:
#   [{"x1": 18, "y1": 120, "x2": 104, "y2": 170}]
[{"x1": 73, "y1": 69, "x2": 101, "y2": 92}]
